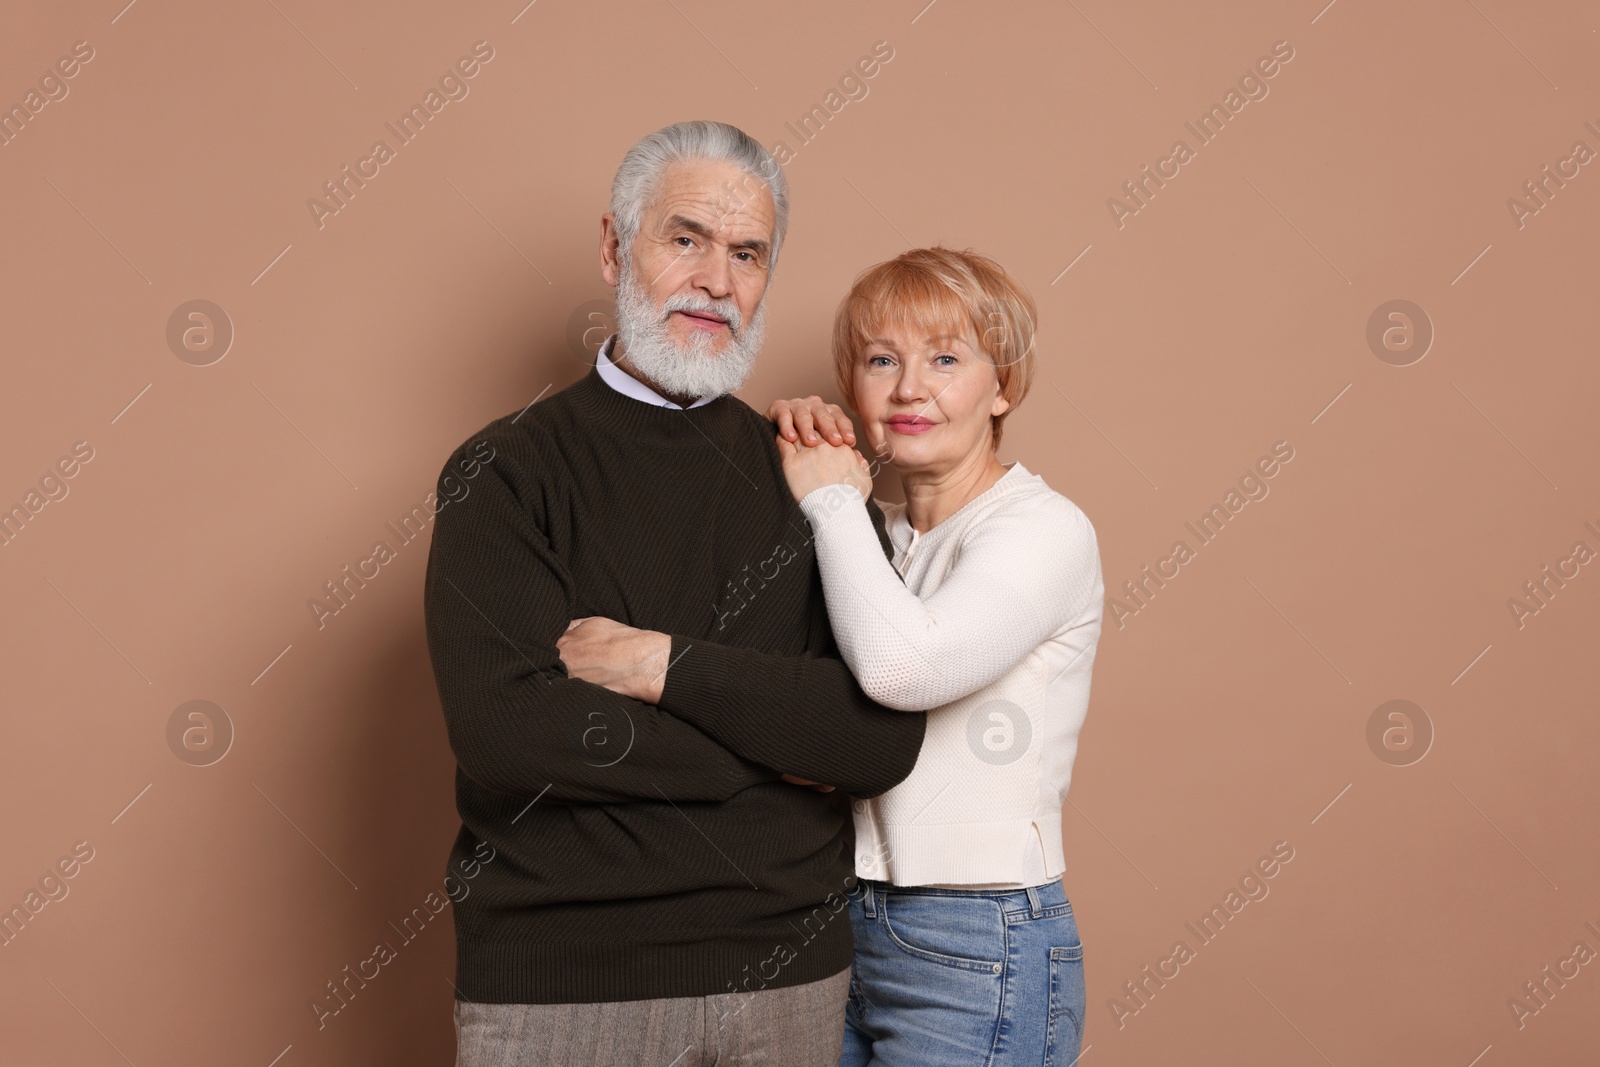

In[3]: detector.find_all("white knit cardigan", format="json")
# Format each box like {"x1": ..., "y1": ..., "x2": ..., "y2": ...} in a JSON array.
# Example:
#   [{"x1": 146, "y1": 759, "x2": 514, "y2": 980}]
[{"x1": 797, "y1": 462, "x2": 1104, "y2": 887}]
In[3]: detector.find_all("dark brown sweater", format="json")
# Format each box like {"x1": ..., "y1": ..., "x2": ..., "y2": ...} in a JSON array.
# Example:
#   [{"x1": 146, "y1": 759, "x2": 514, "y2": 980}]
[{"x1": 423, "y1": 361, "x2": 927, "y2": 1004}]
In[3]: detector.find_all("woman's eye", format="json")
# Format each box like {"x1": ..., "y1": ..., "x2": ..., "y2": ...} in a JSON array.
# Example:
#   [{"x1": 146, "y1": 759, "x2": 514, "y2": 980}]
[
  {"x1": 935, "y1": 353, "x2": 958, "y2": 366},
  {"x1": 867, "y1": 355, "x2": 892, "y2": 367}
]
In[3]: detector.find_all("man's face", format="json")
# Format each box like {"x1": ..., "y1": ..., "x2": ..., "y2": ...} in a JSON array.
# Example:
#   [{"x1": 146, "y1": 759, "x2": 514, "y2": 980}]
[{"x1": 603, "y1": 158, "x2": 776, "y2": 360}]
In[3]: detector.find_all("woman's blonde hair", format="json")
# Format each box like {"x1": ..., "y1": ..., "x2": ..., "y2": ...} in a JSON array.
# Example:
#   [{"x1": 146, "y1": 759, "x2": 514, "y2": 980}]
[{"x1": 831, "y1": 247, "x2": 1037, "y2": 450}]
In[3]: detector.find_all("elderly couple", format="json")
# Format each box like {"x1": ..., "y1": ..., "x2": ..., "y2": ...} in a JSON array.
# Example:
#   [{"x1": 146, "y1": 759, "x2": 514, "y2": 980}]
[{"x1": 424, "y1": 120, "x2": 1104, "y2": 1067}]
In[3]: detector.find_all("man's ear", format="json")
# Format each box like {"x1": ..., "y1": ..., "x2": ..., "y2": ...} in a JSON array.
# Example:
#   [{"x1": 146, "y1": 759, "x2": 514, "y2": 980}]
[{"x1": 599, "y1": 213, "x2": 622, "y2": 287}]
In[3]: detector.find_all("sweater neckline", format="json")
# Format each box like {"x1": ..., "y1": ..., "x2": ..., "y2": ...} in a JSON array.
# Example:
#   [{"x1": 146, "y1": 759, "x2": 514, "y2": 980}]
[
  {"x1": 889, "y1": 461, "x2": 1030, "y2": 546},
  {"x1": 566, "y1": 361, "x2": 741, "y2": 439}
]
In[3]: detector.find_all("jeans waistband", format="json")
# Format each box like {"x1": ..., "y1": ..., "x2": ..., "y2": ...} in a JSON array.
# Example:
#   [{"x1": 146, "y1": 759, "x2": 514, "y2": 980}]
[{"x1": 853, "y1": 877, "x2": 1066, "y2": 920}]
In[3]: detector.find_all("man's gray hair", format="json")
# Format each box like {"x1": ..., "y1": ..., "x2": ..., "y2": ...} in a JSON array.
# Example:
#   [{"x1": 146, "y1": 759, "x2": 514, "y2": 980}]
[{"x1": 609, "y1": 120, "x2": 789, "y2": 270}]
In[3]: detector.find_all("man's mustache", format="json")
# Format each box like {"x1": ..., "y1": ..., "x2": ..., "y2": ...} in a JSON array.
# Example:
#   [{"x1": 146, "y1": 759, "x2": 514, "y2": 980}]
[{"x1": 659, "y1": 293, "x2": 743, "y2": 333}]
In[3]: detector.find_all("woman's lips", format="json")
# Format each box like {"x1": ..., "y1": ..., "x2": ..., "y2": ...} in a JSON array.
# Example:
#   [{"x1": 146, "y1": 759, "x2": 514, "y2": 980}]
[{"x1": 886, "y1": 415, "x2": 934, "y2": 435}]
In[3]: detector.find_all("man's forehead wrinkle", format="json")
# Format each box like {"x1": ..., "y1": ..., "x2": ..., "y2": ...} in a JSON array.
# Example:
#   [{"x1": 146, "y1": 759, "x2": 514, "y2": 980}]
[
  {"x1": 649, "y1": 196, "x2": 773, "y2": 245},
  {"x1": 656, "y1": 187, "x2": 771, "y2": 225}
]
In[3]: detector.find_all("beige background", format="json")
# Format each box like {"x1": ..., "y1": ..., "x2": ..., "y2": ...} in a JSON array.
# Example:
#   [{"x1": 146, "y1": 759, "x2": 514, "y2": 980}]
[{"x1": 3, "y1": 0, "x2": 1597, "y2": 1063}]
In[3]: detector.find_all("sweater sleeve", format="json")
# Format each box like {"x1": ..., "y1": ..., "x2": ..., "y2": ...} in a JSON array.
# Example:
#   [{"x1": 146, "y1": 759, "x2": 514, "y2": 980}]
[
  {"x1": 794, "y1": 482, "x2": 1103, "y2": 711},
  {"x1": 654, "y1": 496, "x2": 926, "y2": 799},
  {"x1": 656, "y1": 638, "x2": 926, "y2": 799},
  {"x1": 424, "y1": 434, "x2": 779, "y2": 804}
]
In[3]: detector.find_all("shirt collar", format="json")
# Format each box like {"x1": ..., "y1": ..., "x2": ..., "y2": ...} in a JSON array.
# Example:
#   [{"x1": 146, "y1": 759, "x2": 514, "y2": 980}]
[{"x1": 594, "y1": 334, "x2": 717, "y2": 410}]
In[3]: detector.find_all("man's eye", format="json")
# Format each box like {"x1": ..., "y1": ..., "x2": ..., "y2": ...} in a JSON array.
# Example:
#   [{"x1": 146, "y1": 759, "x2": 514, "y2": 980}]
[{"x1": 675, "y1": 236, "x2": 694, "y2": 247}]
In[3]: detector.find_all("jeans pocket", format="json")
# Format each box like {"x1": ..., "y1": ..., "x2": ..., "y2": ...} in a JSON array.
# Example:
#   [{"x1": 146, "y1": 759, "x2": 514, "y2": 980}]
[
  {"x1": 1044, "y1": 943, "x2": 1086, "y2": 1063},
  {"x1": 879, "y1": 893, "x2": 1006, "y2": 973}
]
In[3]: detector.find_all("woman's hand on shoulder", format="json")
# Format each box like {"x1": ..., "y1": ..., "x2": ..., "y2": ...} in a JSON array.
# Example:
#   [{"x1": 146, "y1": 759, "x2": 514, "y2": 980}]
[
  {"x1": 776, "y1": 435, "x2": 873, "y2": 504},
  {"x1": 766, "y1": 396, "x2": 856, "y2": 447}
]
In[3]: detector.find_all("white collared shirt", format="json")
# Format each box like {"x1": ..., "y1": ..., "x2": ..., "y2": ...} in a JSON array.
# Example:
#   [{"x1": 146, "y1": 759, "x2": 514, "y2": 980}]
[{"x1": 594, "y1": 334, "x2": 716, "y2": 410}]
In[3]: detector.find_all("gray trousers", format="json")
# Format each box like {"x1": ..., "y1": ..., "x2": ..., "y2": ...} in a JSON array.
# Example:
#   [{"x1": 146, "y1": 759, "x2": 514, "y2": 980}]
[{"x1": 454, "y1": 967, "x2": 850, "y2": 1067}]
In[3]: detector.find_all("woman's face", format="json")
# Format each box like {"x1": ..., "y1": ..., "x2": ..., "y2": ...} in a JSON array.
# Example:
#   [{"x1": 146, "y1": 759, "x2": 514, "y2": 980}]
[{"x1": 851, "y1": 319, "x2": 1010, "y2": 474}]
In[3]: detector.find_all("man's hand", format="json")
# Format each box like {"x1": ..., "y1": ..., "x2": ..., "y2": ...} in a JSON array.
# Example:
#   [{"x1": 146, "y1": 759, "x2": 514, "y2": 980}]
[{"x1": 557, "y1": 617, "x2": 672, "y2": 704}]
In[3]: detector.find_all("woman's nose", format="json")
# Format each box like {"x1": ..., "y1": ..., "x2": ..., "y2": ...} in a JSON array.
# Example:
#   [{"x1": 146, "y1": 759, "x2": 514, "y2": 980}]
[{"x1": 891, "y1": 367, "x2": 926, "y2": 402}]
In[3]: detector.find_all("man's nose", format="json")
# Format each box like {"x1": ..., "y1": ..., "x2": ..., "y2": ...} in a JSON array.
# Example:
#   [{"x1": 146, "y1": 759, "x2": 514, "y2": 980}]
[{"x1": 691, "y1": 251, "x2": 734, "y2": 301}]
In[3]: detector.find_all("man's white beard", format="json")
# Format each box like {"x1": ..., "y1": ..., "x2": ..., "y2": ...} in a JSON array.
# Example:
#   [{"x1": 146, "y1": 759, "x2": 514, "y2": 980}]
[{"x1": 613, "y1": 256, "x2": 765, "y2": 400}]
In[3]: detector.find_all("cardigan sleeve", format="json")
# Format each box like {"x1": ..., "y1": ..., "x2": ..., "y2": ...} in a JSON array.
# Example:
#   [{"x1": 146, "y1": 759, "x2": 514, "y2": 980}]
[{"x1": 795, "y1": 482, "x2": 1102, "y2": 711}]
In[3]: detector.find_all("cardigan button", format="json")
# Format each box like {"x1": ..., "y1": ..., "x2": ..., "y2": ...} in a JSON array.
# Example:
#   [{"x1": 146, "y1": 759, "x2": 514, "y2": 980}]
[{"x1": 852, "y1": 801, "x2": 866, "y2": 813}]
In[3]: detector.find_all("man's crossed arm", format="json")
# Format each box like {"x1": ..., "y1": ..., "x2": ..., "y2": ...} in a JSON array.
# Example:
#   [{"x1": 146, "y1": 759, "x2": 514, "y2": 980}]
[{"x1": 426, "y1": 439, "x2": 924, "y2": 804}]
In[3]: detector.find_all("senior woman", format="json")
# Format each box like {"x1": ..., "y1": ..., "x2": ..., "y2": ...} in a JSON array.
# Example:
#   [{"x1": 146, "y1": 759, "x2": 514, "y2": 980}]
[{"x1": 768, "y1": 246, "x2": 1104, "y2": 1066}]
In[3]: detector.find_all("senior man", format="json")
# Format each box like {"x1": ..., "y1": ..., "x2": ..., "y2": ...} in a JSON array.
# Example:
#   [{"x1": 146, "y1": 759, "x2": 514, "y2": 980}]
[{"x1": 424, "y1": 120, "x2": 926, "y2": 1067}]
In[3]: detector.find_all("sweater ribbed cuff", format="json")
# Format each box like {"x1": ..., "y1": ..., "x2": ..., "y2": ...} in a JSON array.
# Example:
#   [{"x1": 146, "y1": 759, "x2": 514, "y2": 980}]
[
  {"x1": 796, "y1": 482, "x2": 866, "y2": 529},
  {"x1": 659, "y1": 633, "x2": 741, "y2": 738}
]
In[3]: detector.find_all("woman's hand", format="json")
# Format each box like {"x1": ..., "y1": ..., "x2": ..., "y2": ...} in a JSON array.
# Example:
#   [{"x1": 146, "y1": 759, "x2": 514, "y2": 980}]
[
  {"x1": 776, "y1": 435, "x2": 873, "y2": 504},
  {"x1": 556, "y1": 617, "x2": 672, "y2": 704},
  {"x1": 767, "y1": 396, "x2": 856, "y2": 447}
]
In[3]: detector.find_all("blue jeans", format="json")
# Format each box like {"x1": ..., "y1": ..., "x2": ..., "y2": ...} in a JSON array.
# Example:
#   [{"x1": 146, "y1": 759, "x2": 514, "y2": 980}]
[{"x1": 840, "y1": 878, "x2": 1086, "y2": 1067}]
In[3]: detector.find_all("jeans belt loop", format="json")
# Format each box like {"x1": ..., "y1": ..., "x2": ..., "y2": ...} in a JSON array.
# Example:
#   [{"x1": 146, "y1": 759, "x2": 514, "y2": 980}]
[
  {"x1": 862, "y1": 881, "x2": 878, "y2": 918},
  {"x1": 1026, "y1": 885, "x2": 1043, "y2": 918}
]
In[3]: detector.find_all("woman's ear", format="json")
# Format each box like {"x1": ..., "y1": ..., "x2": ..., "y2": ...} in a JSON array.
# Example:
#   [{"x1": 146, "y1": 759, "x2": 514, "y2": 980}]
[{"x1": 991, "y1": 388, "x2": 1012, "y2": 418}]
